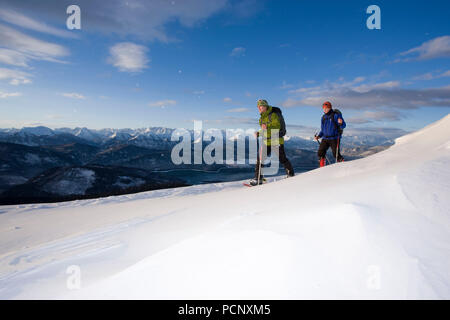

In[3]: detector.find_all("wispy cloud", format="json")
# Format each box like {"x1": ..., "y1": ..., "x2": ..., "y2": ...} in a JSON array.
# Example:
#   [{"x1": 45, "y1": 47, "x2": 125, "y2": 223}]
[
  {"x1": 148, "y1": 100, "x2": 176, "y2": 108},
  {"x1": 0, "y1": 90, "x2": 21, "y2": 98},
  {"x1": 226, "y1": 107, "x2": 249, "y2": 113},
  {"x1": 412, "y1": 70, "x2": 450, "y2": 81},
  {"x1": 230, "y1": 47, "x2": 246, "y2": 57},
  {"x1": 0, "y1": 67, "x2": 32, "y2": 85},
  {"x1": 61, "y1": 92, "x2": 86, "y2": 99},
  {"x1": 0, "y1": 8, "x2": 77, "y2": 38},
  {"x1": 107, "y1": 42, "x2": 150, "y2": 73},
  {"x1": 397, "y1": 35, "x2": 450, "y2": 62},
  {"x1": 0, "y1": 48, "x2": 29, "y2": 67},
  {"x1": 44, "y1": 114, "x2": 64, "y2": 120},
  {"x1": 289, "y1": 77, "x2": 367, "y2": 95},
  {"x1": 347, "y1": 110, "x2": 404, "y2": 124},
  {"x1": 223, "y1": 97, "x2": 232, "y2": 102},
  {"x1": 0, "y1": 24, "x2": 69, "y2": 65},
  {"x1": 279, "y1": 81, "x2": 294, "y2": 89},
  {"x1": 188, "y1": 116, "x2": 257, "y2": 126},
  {"x1": 351, "y1": 81, "x2": 400, "y2": 93},
  {"x1": 227, "y1": 0, "x2": 264, "y2": 18},
  {"x1": 215, "y1": 116, "x2": 256, "y2": 125}
]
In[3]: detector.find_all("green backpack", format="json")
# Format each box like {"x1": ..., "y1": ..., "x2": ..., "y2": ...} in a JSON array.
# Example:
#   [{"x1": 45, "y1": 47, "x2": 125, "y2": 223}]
[{"x1": 268, "y1": 107, "x2": 286, "y2": 137}]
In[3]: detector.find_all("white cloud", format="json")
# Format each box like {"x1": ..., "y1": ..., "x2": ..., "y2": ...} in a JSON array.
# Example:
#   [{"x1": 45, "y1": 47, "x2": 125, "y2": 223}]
[
  {"x1": 230, "y1": 47, "x2": 246, "y2": 57},
  {"x1": 289, "y1": 77, "x2": 368, "y2": 95},
  {"x1": 9, "y1": 78, "x2": 31, "y2": 85},
  {"x1": 412, "y1": 72, "x2": 434, "y2": 81},
  {"x1": 44, "y1": 114, "x2": 63, "y2": 120},
  {"x1": 289, "y1": 86, "x2": 322, "y2": 94},
  {"x1": 0, "y1": 90, "x2": 21, "y2": 98},
  {"x1": 61, "y1": 92, "x2": 86, "y2": 99},
  {"x1": 0, "y1": 8, "x2": 76, "y2": 38},
  {"x1": 352, "y1": 81, "x2": 400, "y2": 93},
  {"x1": 0, "y1": 48, "x2": 29, "y2": 67},
  {"x1": 193, "y1": 90, "x2": 205, "y2": 95},
  {"x1": 107, "y1": 42, "x2": 150, "y2": 73},
  {"x1": 0, "y1": 11, "x2": 71, "y2": 90},
  {"x1": 398, "y1": 35, "x2": 450, "y2": 61},
  {"x1": 0, "y1": 119, "x2": 46, "y2": 128},
  {"x1": 148, "y1": 100, "x2": 176, "y2": 108},
  {"x1": 347, "y1": 110, "x2": 404, "y2": 124},
  {"x1": 226, "y1": 107, "x2": 249, "y2": 113},
  {"x1": 201, "y1": 116, "x2": 257, "y2": 126},
  {"x1": 413, "y1": 70, "x2": 450, "y2": 81},
  {"x1": 0, "y1": 67, "x2": 33, "y2": 85},
  {"x1": 279, "y1": 81, "x2": 294, "y2": 89},
  {"x1": 0, "y1": 24, "x2": 69, "y2": 64},
  {"x1": 223, "y1": 97, "x2": 232, "y2": 102}
]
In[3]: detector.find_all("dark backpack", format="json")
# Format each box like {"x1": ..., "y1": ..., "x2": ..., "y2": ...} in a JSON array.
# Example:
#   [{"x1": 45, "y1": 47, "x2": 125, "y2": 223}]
[
  {"x1": 322, "y1": 108, "x2": 344, "y2": 135},
  {"x1": 268, "y1": 106, "x2": 286, "y2": 137}
]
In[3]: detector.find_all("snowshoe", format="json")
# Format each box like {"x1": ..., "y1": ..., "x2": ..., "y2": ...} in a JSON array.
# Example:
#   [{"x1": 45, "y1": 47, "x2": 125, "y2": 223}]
[{"x1": 244, "y1": 177, "x2": 266, "y2": 187}]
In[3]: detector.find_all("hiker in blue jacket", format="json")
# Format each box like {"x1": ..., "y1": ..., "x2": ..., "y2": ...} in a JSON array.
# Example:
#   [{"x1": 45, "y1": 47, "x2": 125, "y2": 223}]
[{"x1": 314, "y1": 101, "x2": 346, "y2": 167}]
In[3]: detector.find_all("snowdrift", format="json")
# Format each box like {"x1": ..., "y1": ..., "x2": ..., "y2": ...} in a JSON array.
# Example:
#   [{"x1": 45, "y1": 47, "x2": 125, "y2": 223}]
[{"x1": 0, "y1": 115, "x2": 449, "y2": 299}]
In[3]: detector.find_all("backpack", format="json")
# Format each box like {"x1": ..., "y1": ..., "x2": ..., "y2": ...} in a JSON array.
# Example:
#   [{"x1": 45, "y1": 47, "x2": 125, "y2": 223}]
[
  {"x1": 322, "y1": 108, "x2": 344, "y2": 135},
  {"x1": 268, "y1": 106, "x2": 286, "y2": 137}
]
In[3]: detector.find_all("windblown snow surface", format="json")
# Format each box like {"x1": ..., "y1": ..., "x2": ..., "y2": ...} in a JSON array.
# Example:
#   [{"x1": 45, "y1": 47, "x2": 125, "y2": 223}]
[{"x1": 0, "y1": 115, "x2": 449, "y2": 299}]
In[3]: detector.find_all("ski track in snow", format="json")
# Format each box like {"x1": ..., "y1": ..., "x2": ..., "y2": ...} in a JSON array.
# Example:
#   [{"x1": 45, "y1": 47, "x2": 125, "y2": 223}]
[{"x1": 0, "y1": 115, "x2": 449, "y2": 299}]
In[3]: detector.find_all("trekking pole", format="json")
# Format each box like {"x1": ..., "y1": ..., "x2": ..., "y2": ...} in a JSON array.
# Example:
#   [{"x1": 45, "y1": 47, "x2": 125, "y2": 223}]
[
  {"x1": 257, "y1": 138, "x2": 263, "y2": 185},
  {"x1": 335, "y1": 136, "x2": 339, "y2": 163}
]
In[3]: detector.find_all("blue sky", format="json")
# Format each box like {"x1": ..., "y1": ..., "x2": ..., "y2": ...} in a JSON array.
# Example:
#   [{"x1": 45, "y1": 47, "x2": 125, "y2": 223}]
[{"x1": 0, "y1": 0, "x2": 449, "y2": 137}]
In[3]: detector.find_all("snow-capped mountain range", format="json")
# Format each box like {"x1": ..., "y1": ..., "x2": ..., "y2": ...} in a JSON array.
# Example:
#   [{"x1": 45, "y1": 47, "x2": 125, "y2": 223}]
[
  {"x1": 0, "y1": 125, "x2": 401, "y2": 148},
  {"x1": 0, "y1": 126, "x2": 177, "y2": 149}
]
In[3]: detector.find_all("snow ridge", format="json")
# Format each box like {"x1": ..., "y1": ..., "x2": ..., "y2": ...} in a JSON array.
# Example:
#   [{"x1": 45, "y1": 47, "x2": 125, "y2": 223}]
[{"x1": 0, "y1": 114, "x2": 449, "y2": 299}]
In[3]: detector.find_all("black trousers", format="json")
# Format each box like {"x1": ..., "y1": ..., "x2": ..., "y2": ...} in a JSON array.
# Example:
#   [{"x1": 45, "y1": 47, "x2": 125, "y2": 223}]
[
  {"x1": 255, "y1": 144, "x2": 294, "y2": 178},
  {"x1": 318, "y1": 138, "x2": 344, "y2": 161}
]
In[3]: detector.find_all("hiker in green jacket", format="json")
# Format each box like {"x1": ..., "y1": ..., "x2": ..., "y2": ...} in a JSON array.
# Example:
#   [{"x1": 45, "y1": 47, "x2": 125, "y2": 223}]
[{"x1": 249, "y1": 99, "x2": 295, "y2": 186}]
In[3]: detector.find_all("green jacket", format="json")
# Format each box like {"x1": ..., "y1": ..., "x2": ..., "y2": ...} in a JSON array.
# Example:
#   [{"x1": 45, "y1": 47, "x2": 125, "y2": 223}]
[{"x1": 258, "y1": 106, "x2": 284, "y2": 146}]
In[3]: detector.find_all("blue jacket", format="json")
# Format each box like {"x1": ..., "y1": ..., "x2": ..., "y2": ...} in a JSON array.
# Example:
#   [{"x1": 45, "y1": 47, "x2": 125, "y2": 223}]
[{"x1": 318, "y1": 110, "x2": 346, "y2": 140}]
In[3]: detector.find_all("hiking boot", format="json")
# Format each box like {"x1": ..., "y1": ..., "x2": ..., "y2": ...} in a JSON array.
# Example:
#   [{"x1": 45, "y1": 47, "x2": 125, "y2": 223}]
[
  {"x1": 249, "y1": 177, "x2": 264, "y2": 186},
  {"x1": 285, "y1": 168, "x2": 295, "y2": 177},
  {"x1": 319, "y1": 157, "x2": 326, "y2": 167}
]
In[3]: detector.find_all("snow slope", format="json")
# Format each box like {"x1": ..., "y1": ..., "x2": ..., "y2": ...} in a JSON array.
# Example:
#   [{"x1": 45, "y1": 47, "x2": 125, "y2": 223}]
[{"x1": 0, "y1": 115, "x2": 449, "y2": 299}]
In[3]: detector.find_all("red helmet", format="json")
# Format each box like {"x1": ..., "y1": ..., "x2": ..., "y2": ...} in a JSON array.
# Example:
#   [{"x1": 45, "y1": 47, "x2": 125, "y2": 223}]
[{"x1": 322, "y1": 101, "x2": 332, "y2": 108}]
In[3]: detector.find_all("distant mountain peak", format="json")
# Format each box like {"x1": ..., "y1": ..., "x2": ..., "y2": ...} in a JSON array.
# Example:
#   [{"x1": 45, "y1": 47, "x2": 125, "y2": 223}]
[{"x1": 20, "y1": 126, "x2": 54, "y2": 136}]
